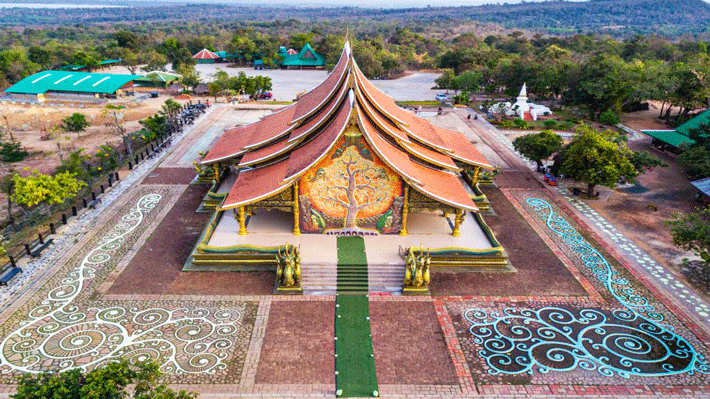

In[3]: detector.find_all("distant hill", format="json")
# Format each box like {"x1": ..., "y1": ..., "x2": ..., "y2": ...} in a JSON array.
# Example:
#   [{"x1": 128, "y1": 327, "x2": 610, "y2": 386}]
[{"x1": 0, "y1": 0, "x2": 709, "y2": 37}]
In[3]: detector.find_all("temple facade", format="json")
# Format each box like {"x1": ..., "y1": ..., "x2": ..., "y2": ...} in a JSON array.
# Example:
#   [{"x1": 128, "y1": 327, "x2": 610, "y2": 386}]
[{"x1": 201, "y1": 42, "x2": 493, "y2": 237}]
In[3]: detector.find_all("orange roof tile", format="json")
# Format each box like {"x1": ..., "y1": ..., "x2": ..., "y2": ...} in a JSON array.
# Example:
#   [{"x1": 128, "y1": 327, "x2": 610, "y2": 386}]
[
  {"x1": 431, "y1": 125, "x2": 493, "y2": 168},
  {"x1": 202, "y1": 104, "x2": 297, "y2": 164},
  {"x1": 221, "y1": 159, "x2": 290, "y2": 209},
  {"x1": 284, "y1": 98, "x2": 352, "y2": 181},
  {"x1": 290, "y1": 46, "x2": 350, "y2": 124},
  {"x1": 288, "y1": 80, "x2": 349, "y2": 144},
  {"x1": 358, "y1": 109, "x2": 477, "y2": 211},
  {"x1": 205, "y1": 42, "x2": 491, "y2": 213},
  {"x1": 238, "y1": 138, "x2": 291, "y2": 167}
]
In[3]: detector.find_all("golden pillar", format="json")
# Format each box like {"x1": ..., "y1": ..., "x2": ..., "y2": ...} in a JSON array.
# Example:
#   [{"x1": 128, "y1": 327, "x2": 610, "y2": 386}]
[
  {"x1": 400, "y1": 184, "x2": 409, "y2": 236},
  {"x1": 212, "y1": 163, "x2": 221, "y2": 184},
  {"x1": 452, "y1": 208, "x2": 464, "y2": 237},
  {"x1": 238, "y1": 205, "x2": 248, "y2": 235},
  {"x1": 293, "y1": 182, "x2": 301, "y2": 235},
  {"x1": 472, "y1": 166, "x2": 481, "y2": 184}
]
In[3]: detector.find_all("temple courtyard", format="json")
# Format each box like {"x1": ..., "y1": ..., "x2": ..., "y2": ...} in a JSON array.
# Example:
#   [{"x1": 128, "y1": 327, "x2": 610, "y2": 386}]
[{"x1": 0, "y1": 97, "x2": 709, "y2": 398}]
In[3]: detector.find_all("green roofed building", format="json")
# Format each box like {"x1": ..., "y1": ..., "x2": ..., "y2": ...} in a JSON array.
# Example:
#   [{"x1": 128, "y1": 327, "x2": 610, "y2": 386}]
[
  {"x1": 280, "y1": 43, "x2": 325, "y2": 69},
  {"x1": 4, "y1": 70, "x2": 140, "y2": 102},
  {"x1": 134, "y1": 71, "x2": 182, "y2": 88},
  {"x1": 642, "y1": 108, "x2": 710, "y2": 150}
]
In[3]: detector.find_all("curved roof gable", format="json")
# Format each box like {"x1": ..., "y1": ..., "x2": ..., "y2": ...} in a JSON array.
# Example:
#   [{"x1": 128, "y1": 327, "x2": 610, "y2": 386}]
[{"x1": 204, "y1": 41, "x2": 492, "y2": 211}]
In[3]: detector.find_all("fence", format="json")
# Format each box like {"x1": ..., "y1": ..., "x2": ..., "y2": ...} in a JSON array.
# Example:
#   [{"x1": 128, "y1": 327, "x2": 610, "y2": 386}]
[{"x1": 0, "y1": 101, "x2": 207, "y2": 285}]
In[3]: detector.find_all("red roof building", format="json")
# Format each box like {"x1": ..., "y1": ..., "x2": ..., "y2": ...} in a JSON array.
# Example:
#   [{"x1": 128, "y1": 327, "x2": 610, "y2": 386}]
[
  {"x1": 202, "y1": 42, "x2": 493, "y2": 236},
  {"x1": 192, "y1": 48, "x2": 219, "y2": 64}
]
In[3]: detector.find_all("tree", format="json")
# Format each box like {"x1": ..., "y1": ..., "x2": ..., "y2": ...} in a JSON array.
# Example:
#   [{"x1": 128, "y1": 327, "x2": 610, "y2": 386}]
[
  {"x1": 0, "y1": 141, "x2": 29, "y2": 162},
  {"x1": 598, "y1": 109, "x2": 620, "y2": 126},
  {"x1": 27, "y1": 46, "x2": 53, "y2": 70},
  {"x1": 72, "y1": 50, "x2": 100, "y2": 72},
  {"x1": 667, "y1": 207, "x2": 710, "y2": 268},
  {"x1": 559, "y1": 125, "x2": 637, "y2": 197},
  {"x1": 54, "y1": 149, "x2": 92, "y2": 183},
  {"x1": 176, "y1": 64, "x2": 200, "y2": 89},
  {"x1": 678, "y1": 121, "x2": 710, "y2": 179},
  {"x1": 0, "y1": 170, "x2": 18, "y2": 225},
  {"x1": 629, "y1": 150, "x2": 668, "y2": 173},
  {"x1": 13, "y1": 170, "x2": 86, "y2": 217},
  {"x1": 289, "y1": 32, "x2": 314, "y2": 51},
  {"x1": 512, "y1": 130, "x2": 563, "y2": 169},
  {"x1": 12, "y1": 360, "x2": 198, "y2": 399},
  {"x1": 160, "y1": 38, "x2": 195, "y2": 71},
  {"x1": 61, "y1": 113, "x2": 90, "y2": 136},
  {"x1": 103, "y1": 104, "x2": 131, "y2": 157},
  {"x1": 161, "y1": 99, "x2": 181, "y2": 118},
  {"x1": 564, "y1": 54, "x2": 638, "y2": 118},
  {"x1": 114, "y1": 30, "x2": 141, "y2": 50},
  {"x1": 0, "y1": 48, "x2": 40, "y2": 85}
]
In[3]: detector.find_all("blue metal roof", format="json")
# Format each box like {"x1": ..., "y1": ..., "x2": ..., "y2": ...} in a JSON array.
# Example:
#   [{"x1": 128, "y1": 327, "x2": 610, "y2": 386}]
[{"x1": 691, "y1": 177, "x2": 710, "y2": 197}]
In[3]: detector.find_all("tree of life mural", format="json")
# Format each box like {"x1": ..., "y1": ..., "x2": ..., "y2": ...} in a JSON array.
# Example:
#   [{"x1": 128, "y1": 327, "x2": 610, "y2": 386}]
[{"x1": 300, "y1": 134, "x2": 403, "y2": 235}]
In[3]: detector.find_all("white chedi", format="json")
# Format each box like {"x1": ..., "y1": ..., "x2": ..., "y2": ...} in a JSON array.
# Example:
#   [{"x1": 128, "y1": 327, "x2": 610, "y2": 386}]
[{"x1": 487, "y1": 83, "x2": 552, "y2": 121}]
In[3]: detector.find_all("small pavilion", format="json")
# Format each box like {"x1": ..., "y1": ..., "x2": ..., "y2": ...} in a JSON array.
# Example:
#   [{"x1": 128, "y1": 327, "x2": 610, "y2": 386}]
[
  {"x1": 642, "y1": 108, "x2": 709, "y2": 151},
  {"x1": 279, "y1": 43, "x2": 325, "y2": 69},
  {"x1": 192, "y1": 48, "x2": 219, "y2": 64}
]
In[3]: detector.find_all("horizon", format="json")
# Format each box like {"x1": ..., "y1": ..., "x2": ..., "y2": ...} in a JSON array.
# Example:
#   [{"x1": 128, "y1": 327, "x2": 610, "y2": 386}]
[{"x1": 3, "y1": 0, "x2": 710, "y2": 8}]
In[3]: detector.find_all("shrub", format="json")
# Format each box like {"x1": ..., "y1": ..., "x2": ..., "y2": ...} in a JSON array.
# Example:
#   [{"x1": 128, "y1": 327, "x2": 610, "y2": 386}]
[
  {"x1": 0, "y1": 141, "x2": 29, "y2": 162},
  {"x1": 599, "y1": 109, "x2": 620, "y2": 126},
  {"x1": 513, "y1": 118, "x2": 531, "y2": 129}
]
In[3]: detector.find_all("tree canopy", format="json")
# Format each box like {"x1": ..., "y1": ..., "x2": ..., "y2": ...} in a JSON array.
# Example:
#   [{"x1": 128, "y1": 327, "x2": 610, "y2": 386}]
[
  {"x1": 558, "y1": 125, "x2": 638, "y2": 196},
  {"x1": 61, "y1": 113, "x2": 90, "y2": 135},
  {"x1": 512, "y1": 130, "x2": 563, "y2": 169},
  {"x1": 12, "y1": 360, "x2": 198, "y2": 399},
  {"x1": 12, "y1": 170, "x2": 86, "y2": 217}
]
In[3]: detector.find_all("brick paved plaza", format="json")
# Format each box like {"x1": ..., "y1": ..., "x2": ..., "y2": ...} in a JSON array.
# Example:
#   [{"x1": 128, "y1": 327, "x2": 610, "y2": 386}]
[{"x1": 0, "y1": 105, "x2": 709, "y2": 398}]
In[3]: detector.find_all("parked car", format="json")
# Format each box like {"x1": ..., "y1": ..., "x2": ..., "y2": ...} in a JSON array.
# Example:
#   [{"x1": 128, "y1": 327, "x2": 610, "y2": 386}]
[
  {"x1": 258, "y1": 91, "x2": 273, "y2": 100},
  {"x1": 435, "y1": 93, "x2": 447, "y2": 102}
]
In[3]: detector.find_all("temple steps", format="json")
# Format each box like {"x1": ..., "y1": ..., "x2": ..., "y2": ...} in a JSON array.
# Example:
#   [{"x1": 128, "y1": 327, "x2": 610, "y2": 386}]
[{"x1": 300, "y1": 263, "x2": 404, "y2": 295}]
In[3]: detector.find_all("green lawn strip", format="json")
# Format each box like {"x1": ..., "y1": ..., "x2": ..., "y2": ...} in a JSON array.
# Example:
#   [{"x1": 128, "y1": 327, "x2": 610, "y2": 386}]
[
  {"x1": 335, "y1": 295, "x2": 379, "y2": 397},
  {"x1": 335, "y1": 236, "x2": 378, "y2": 397}
]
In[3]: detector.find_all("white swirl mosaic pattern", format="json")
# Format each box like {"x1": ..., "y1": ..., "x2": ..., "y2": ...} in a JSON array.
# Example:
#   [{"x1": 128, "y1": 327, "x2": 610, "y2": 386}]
[{"x1": 0, "y1": 194, "x2": 244, "y2": 375}]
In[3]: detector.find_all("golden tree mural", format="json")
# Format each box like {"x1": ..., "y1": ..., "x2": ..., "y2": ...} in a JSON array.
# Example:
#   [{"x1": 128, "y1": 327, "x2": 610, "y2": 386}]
[{"x1": 303, "y1": 137, "x2": 401, "y2": 235}]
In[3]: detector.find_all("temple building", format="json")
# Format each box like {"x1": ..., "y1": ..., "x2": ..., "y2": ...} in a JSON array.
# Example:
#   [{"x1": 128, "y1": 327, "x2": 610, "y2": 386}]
[
  {"x1": 278, "y1": 43, "x2": 326, "y2": 69},
  {"x1": 190, "y1": 43, "x2": 508, "y2": 292}
]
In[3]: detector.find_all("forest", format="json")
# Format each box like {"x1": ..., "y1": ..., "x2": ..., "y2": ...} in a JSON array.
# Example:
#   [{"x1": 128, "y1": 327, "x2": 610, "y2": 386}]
[
  {"x1": 1, "y1": 0, "x2": 709, "y2": 37},
  {"x1": 2, "y1": 20, "x2": 710, "y2": 128}
]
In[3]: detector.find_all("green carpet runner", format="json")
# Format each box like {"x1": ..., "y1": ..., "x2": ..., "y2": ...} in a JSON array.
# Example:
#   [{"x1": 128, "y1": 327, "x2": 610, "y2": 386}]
[
  {"x1": 335, "y1": 236, "x2": 378, "y2": 397},
  {"x1": 337, "y1": 235, "x2": 369, "y2": 293}
]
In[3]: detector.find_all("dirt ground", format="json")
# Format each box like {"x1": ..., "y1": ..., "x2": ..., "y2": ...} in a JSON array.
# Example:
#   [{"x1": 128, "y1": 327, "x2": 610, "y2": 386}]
[
  {"x1": 586, "y1": 105, "x2": 703, "y2": 298},
  {"x1": 0, "y1": 89, "x2": 199, "y2": 221}
]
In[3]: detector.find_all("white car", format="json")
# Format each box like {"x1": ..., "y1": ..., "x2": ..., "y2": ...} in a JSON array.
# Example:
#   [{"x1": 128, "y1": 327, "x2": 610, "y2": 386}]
[{"x1": 435, "y1": 94, "x2": 447, "y2": 101}]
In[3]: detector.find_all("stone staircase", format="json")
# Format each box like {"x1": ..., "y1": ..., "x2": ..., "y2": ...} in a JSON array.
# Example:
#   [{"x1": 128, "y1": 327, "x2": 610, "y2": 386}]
[{"x1": 300, "y1": 263, "x2": 404, "y2": 295}]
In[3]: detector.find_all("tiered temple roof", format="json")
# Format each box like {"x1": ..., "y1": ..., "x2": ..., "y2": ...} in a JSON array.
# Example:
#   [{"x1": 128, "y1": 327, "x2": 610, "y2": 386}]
[{"x1": 202, "y1": 42, "x2": 493, "y2": 213}]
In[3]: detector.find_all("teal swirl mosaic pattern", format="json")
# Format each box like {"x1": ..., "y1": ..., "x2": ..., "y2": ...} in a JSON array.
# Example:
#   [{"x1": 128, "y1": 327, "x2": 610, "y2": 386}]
[{"x1": 465, "y1": 198, "x2": 710, "y2": 378}]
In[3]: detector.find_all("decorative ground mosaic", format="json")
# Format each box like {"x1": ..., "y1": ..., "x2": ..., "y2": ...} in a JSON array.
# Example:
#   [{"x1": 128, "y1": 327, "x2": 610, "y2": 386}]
[
  {"x1": 451, "y1": 193, "x2": 710, "y2": 385},
  {"x1": 0, "y1": 191, "x2": 256, "y2": 384}
]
